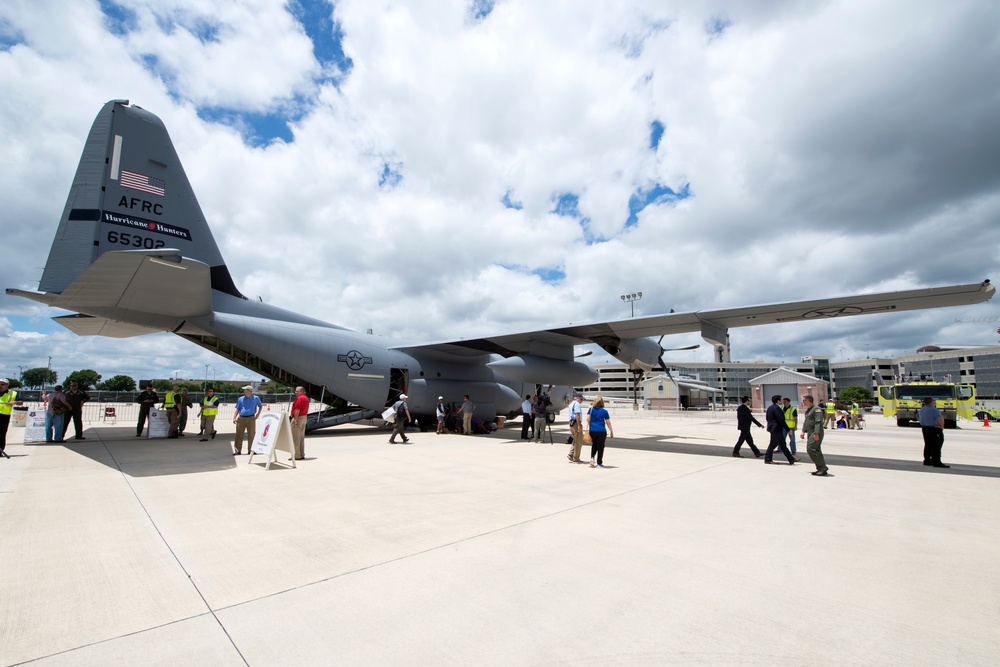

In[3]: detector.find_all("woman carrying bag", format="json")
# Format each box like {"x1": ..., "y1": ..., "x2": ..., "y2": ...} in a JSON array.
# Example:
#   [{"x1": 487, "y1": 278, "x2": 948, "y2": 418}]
[{"x1": 585, "y1": 396, "x2": 614, "y2": 468}]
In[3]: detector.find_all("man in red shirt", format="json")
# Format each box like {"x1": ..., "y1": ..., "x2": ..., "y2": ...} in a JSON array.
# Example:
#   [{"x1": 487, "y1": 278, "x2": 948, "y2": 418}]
[{"x1": 290, "y1": 386, "x2": 310, "y2": 460}]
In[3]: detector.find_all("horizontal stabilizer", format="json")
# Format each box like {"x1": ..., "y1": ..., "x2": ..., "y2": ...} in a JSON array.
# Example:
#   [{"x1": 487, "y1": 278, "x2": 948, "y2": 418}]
[
  {"x1": 56, "y1": 249, "x2": 211, "y2": 318},
  {"x1": 4, "y1": 288, "x2": 59, "y2": 306},
  {"x1": 53, "y1": 314, "x2": 164, "y2": 338}
]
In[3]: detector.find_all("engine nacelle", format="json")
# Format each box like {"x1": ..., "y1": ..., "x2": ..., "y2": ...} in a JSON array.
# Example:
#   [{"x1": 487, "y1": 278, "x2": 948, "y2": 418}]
[
  {"x1": 487, "y1": 355, "x2": 598, "y2": 386},
  {"x1": 609, "y1": 338, "x2": 662, "y2": 373}
]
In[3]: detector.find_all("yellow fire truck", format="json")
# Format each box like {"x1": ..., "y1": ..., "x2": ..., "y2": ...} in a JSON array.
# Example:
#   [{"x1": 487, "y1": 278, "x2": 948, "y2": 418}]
[{"x1": 877, "y1": 382, "x2": 976, "y2": 428}]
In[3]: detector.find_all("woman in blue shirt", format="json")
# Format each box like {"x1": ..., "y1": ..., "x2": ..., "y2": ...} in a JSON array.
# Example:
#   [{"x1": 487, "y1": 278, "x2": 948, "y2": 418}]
[{"x1": 586, "y1": 396, "x2": 614, "y2": 468}]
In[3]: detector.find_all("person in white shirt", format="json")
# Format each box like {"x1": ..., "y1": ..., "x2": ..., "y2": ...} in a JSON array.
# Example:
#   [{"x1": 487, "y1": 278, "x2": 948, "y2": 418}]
[
  {"x1": 566, "y1": 393, "x2": 584, "y2": 462},
  {"x1": 520, "y1": 394, "x2": 533, "y2": 440}
]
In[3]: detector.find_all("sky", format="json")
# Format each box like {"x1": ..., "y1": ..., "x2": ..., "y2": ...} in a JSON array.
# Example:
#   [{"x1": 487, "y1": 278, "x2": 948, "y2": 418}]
[{"x1": 1, "y1": 0, "x2": 999, "y2": 385}]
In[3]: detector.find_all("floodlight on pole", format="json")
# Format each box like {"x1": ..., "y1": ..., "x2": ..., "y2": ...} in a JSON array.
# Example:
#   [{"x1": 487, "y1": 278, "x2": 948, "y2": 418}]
[{"x1": 620, "y1": 291, "x2": 643, "y2": 318}]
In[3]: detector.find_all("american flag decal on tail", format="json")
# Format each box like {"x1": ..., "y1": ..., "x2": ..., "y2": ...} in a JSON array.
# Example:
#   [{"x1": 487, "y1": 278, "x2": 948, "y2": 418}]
[{"x1": 121, "y1": 169, "x2": 166, "y2": 197}]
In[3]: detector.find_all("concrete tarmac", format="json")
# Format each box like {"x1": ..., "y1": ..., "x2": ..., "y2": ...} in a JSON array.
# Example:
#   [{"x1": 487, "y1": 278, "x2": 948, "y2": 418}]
[{"x1": 1, "y1": 409, "x2": 998, "y2": 665}]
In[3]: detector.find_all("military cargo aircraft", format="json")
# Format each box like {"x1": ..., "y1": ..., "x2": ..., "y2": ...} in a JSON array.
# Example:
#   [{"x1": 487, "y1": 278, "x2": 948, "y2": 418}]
[{"x1": 6, "y1": 101, "x2": 995, "y2": 430}]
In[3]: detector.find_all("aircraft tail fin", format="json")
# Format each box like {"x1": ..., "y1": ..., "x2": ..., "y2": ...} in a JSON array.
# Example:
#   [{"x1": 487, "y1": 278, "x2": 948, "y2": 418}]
[{"x1": 38, "y1": 99, "x2": 243, "y2": 299}]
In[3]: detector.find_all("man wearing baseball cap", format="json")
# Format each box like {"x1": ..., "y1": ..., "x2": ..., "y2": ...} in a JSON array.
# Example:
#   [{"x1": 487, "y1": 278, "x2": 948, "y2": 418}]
[
  {"x1": 389, "y1": 394, "x2": 411, "y2": 444},
  {"x1": 232, "y1": 385, "x2": 263, "y2": 455}
]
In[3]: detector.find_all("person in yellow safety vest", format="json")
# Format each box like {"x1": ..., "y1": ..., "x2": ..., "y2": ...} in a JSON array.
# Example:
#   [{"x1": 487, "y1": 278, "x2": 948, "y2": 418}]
[
  {"x1": 782, "y1": 397, "x2": 798, "y2": 455},
  {"x1": 163, "y1": 385, "x2": 182, "y2": 439},
  {"x1": 0, "y1": 378, "x2": 24, "y2": 459},
  {"x1": 849, "y1": 402, "x2": 860, "y2": 429},
  {"x1": 823, "y1": 399, "x2": 837, "y2": 429},
  {"x1": 198, "y1": 387, "x2": 220, "y2": 441}
]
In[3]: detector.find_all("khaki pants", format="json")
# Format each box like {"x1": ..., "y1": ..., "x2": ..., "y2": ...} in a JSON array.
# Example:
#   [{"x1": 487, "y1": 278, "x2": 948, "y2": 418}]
[
  {"x1": 568, "y1": 418, "x2": 583, "y2": 460},
  {"x1": 463, "y1": 412, "x2": 473, "y2": 435},
  {"x1": 534, "y1": 416, "x2": 547, "y2": 442},
  {"x1": 234, "y1": 415, "x2": 256, "y2": 453},
  {"x1": 291, "y1": 416, "x2": 307, "y2": 458},
  {"x1": 202, "y1": 415, "x2": 216, "y2": 439},
  {"x1": 167, "y1": 409, "x2": 180, "y2": 437}
]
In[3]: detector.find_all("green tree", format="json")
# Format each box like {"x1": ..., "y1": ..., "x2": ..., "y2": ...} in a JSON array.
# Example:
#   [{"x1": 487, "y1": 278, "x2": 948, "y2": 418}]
[
  {"x1": 838, "y1": 385, "x2": 873, "y2": 403},
  {"x1": 22, "y1": 367, "x2": 57, "y2": 388},
  {"x1": 103, "y1": 375, "x2": 136, "y2": 392},
  {"x1": 64, "y1": 369, "x2": 102, "y2": 390},
  {"x1": 5, "y1": 378, "x2": 24, "y2": 389}
]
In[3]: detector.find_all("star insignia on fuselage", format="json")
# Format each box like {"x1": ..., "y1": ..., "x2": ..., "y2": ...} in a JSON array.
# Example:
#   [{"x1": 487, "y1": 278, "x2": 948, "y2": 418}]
[{"x1": 337, "y1": 350, "x2": 373, "y2": 371}]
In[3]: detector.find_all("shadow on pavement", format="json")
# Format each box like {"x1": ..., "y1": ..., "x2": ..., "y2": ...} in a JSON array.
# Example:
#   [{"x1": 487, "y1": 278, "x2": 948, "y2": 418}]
[
  {"x1": 608, "y1": 435, "x2": 1000, "y2": 478},
  {"x1": 33, "y1": 427, "x2": 241, "y2": 477}
]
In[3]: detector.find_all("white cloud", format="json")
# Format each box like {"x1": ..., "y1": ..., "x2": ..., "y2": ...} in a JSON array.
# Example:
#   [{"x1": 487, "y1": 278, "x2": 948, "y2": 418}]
[{"x1": 0, "y1": 0, "x2": 998, "y2": 382}]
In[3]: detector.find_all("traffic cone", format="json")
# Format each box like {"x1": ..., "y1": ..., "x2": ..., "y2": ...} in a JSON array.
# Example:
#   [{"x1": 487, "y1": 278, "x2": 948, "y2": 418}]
[{"x1": 984, "y1": 415, "x2": 991, "y2": 427}]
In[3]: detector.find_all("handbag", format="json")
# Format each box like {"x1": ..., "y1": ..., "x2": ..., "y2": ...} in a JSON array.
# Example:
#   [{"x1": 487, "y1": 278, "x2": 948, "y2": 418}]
[{"x1": 583, "y1": 432, "x2": 593, "y2": 444}]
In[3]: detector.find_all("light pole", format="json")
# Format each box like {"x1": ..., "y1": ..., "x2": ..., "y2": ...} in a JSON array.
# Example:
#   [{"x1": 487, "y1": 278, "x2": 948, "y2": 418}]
[
  {"x1": 621, "y1": 291, "x2": 643, "y2": 317},
  {"x1": 204, "y1": 364, "x2": 209, "y2": 391},
  {"x1": 865, "y1": 344, "x2": 870, "y2": 359}
]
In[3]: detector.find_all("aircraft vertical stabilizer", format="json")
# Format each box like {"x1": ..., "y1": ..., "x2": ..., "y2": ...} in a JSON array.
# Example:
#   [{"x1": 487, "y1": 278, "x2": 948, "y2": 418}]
[{"x1": 38, "y1": 100, "x2": 242, "y2": 298}]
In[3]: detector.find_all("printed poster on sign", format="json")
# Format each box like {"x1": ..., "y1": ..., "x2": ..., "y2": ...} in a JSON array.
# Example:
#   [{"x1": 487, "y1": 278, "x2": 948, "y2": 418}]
[
  {"x1": 23, "y1": 411, "x2": 48, "y2": 443},
  {"x1": 249, "y1": 411, "x2": 295, "y2": 470},
  {"x1": 147, "y1": 409, "x2": 170, "y2": 438}
]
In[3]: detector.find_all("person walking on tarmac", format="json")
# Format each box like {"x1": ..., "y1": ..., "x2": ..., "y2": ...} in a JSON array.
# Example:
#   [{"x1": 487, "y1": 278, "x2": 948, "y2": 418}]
[
  {"x1": 823, "y1": 398, "x2": 837, "y2": 429},
  {"x1": 800, "y1": 395, "x2": 829, "y2": 476},
  {"x1": 0, "y1": 379, "x2": 23, "y2": 459},
  {"x1": 764, "y1": 395, "x2": 798, "y2": 465},
  {"x1": 732, "y1": 396, "x2": 764, "y2": 457},
  {"x1": 783, "y1": 397, "x2": 798, "y2": 455},
  {"x1": 198, "y1": 387, "x2": 220, "y2": 441},
  {"x1": 849, "y1": 401, "x2": 860, "y2": 429},
  {"x1": 389, "y1": 394, "x2": 411, "y2": 444}
]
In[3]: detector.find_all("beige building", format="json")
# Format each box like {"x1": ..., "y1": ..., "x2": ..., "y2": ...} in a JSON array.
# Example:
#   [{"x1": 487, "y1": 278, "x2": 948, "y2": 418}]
[{"x1": 641, "y1": 373, "x2": 723, "y2": 410}]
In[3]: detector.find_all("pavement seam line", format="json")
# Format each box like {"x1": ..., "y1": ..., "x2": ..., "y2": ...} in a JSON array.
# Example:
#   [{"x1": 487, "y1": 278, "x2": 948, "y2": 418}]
[
  {"x1": 212, "y1": 458, "x2": 735, "y2": 614},
  {"x1": 87, "y1": 436, "x2": 252, "y2": 667}
]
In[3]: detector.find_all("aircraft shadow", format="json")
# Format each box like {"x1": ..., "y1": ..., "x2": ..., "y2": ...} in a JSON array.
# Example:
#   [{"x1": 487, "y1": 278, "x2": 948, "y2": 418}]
[
  {"x1": 607, "y1": 436, "x2": 1000, "y2": 479},
  {"x1": 51, "y1": 429, "x2": 240, "y2": 477}
]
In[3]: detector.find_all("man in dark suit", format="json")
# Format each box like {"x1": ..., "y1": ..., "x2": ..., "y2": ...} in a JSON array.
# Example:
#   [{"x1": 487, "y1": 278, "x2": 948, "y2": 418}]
[
  {"x1": 732, "y1": 396, "x2": 764, "y2": 457},
  {"x1": 764, "y1": 394, "x2": 798, "y2": 464}
]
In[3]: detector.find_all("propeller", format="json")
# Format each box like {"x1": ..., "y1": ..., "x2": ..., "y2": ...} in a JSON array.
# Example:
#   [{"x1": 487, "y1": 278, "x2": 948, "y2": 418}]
[{"x1": 656, "y1": 336, "x2": 700, "y2": 372}]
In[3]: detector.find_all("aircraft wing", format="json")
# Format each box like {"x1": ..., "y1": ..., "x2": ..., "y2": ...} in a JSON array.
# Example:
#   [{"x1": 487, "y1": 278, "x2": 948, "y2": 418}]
[{"x1": 401, "y1": 280, "x2": 995, "y2": 357}]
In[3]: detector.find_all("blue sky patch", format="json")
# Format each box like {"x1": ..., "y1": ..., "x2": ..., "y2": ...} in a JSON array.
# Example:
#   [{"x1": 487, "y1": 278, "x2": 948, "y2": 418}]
[
  {"x1": 626, "y1": 182, "x2": 691, "y2": 227},
  {"x1": 502, "y1": 190, "x2": 523, "y2": 210},
  {"x1": 198, "y1": 106, "x2": 297, "y2": 146},
  {"x1": 551, "y1": 193, "x2": 581, "y2": 217},
  {"x1": 289, "y1": 0, "x2": 353, "y2": 83},
  {"x1": 706, "y1": 17, "x2": 732, "y2": 37},
  {"x1": 618, "y1": 19, "x2": 671, "y2": 58},
  {"x1": 0, "y1": 17, "x2": 26, "y2": 50},
  {"x1": 533, "y1": 267, "x2": 565, "y2": 283},
  {"x1": 97, "y1": 0, "x2": 137, "y2": 36},
  {"x1": 139, "y1": 53, "x2": 180, "y2": 91},
  {"x1": 650, "y1": 120, "x2": 665, "y2": 151},
  {"x1": 379, "y1": 161, "x2": 404, "y2": 189},
  {"x1": 469, "y1": 0, "x2": 496, "y2": 21}
]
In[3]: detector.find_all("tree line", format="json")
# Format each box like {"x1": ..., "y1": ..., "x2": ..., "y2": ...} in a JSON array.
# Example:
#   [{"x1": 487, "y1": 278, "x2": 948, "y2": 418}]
[{"x1": 10, "y1": 367, "x2": 291, "y2": 395}]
